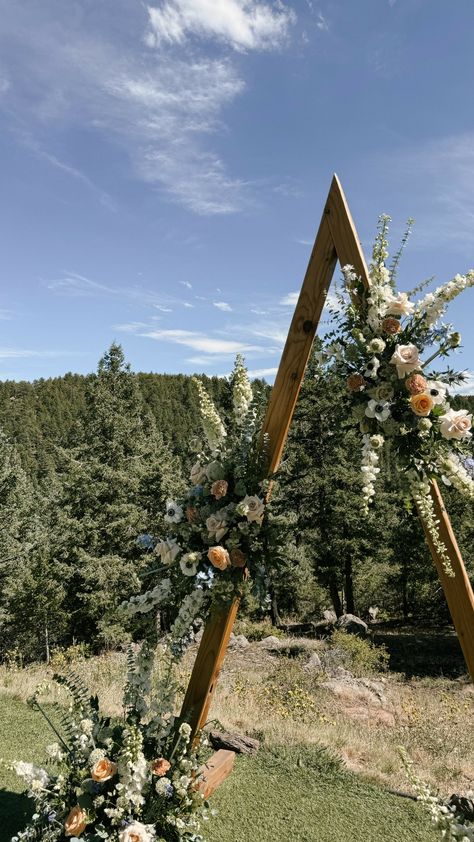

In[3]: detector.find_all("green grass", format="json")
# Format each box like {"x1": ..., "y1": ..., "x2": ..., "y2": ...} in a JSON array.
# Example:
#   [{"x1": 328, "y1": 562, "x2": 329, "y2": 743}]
[{"x1": 0, "y1": 697, "x2": 439, "y2": 842}]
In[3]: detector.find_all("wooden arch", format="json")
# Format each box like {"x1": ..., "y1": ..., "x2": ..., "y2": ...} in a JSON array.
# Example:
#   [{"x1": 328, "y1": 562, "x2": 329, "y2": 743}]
[{"x1": 190, "y1": 175, "x2": 474, "y2": 793}]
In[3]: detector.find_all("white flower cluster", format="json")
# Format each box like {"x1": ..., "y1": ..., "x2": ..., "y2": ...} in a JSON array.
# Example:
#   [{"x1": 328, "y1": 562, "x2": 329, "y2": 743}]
[
  {"x1": 438, "y1": 453, "x2": 474, "y2": 500},
  {"x1": 361, "y1": 434, "x2": 383, "y2": 513},
  {"x1": 112, "y1": 726, "x2": 149, "y2": 822},
  {"x1": 170, "y1": 588, "x2": 207, "y2": 646},
  {"x1": 192, "y1": 377, "x2": 227, "y2": 452},
  {"x1": 124, "y1": 642, "x2": 155, "y2": 720},
  {"x1": 409, "y1": 478, "x2": 455, "y2": 577},
  {"x1": 416, "y1": 270, "x2": 474, "y2": 326},
  {"x1": 120, "y1": 578, "x2": 172, "y2": 618},
  {"x1": 401, "y1": 749, "x2": 474, "y2": 841},
  {"x1": 232, "y1": 354, "x2": 253, "y2": 424},
  {"x1": 13, "y1": 761, "x2": 49, "y2": 793}
]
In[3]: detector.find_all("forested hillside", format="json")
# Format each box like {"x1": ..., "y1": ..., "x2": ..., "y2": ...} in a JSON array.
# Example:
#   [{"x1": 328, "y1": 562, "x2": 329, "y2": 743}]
[{"x1": 0, "y1": 343, "x2": 473, "y2": 664}]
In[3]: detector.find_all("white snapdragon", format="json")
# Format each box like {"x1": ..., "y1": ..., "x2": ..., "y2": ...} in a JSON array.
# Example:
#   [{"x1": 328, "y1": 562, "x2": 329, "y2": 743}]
[
  {"x1": 45, "y1": 743, "x2": 64, "y2": 761},
  {"x1": 232, "y1": 355, "x2": 253, "y2": 424},
  {"x1": 409, "y1": 477, "x2": 454, "y2": 577},
  {"x1": 438, "y1": 453, "x2": 474, "y2": 500},
  {"x1": 170, "y1": 589, "x2": 207, "y2": 646},
  {"x1": 416, "y1": 270, "x2": 474, "y2": 326},
  {"x1": 193, "y1": 377, "x2": 227, "y2": 452},
  {"x1": 360, "y1": 434, "x2": 382, "y2": 513},
  {"x1": 120, "y1": 578, "x2": 172, "y2": 617},
  {"x1": 116, "y1": 727, "x2": 149, "y2": 816}
]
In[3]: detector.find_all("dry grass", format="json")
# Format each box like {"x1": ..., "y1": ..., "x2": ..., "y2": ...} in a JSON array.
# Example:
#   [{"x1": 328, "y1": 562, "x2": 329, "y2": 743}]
[{"x1": 1, "y1": 637, "x2": 472, "y2": 798}]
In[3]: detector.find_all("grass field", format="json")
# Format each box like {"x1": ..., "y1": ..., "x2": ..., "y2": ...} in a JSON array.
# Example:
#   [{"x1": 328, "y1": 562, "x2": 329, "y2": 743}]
[{"x1": 0, "y1": 696, "x2": 439, "y2": 842}]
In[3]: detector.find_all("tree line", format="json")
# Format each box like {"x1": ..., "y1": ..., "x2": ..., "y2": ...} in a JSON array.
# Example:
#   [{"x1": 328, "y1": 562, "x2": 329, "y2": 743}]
[{"x1": 0, "y1": 343, "x2": 472, "y2": 663}]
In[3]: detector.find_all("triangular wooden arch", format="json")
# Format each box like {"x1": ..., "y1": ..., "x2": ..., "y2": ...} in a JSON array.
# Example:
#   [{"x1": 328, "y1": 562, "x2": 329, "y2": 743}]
[{"x1": 189, "y1": 175, "x2": 474, "y2": 794}]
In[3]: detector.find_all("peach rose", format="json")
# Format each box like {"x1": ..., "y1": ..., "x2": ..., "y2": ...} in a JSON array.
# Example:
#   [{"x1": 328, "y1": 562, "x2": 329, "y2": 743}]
[
  {"x1": 382, "y1": 317, "x2": 402, "y2": 335},
  {"x1": 385, "y1": 292, "x2": 415, "y2": 316},
  {"x1": 389, "y1": 343, "x2": 421, "y2": 378},
  {"x1": 64, "y1": 806, "x2": 88, "y2": 837},
  {"x1": 151, "y1": 757, "x2": 171, "y2": 777},
  {"x1": 91, "y1": 757, "x2": 117, "y2": 782},
  {"x1": 410, "y1": 393, "x2": 434, "y2": 417},
  {"x1": 207, "y1": 546, "x2": 231, "y2": 571},
  {"x1": 346, "y1": 373, "x2": 366, "y2": 392},
  {"x1": 439, "y1": 408, "x2": 472, "y2": 440},
  {"x1": 230, "y1": 548, "x2": 247, "y2": 568},
  {"x1": 405, "y1": 374, "x2": 427, "y2": 395},
  {"x1": 211, "y1": 479, "x2": 228, "y2": 500}
]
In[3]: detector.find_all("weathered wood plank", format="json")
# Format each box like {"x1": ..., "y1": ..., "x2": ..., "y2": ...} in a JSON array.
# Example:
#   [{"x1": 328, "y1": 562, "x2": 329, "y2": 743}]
[
  {"x1": 419, "y1": 480, "x2": 474, "y2": 680},
  {"x1": 196, "y1": 750, "x2": 235, "y2": 799},
  {"x1": 179, "y1": 598, "x2": 240, "y2": 740}
]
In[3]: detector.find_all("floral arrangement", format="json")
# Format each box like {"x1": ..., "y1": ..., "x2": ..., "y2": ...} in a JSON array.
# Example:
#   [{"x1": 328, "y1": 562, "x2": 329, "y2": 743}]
[
  {"x1": 10, "y1": 643, "x2": 210, "y2": 842},
  {"x1": 318, "y1": 215, "x2": 474, "y2": 575},
  {"x1": 120, "y1": 355, "x2": 269, "y2": 641},
  {"x1": 401, "y1": 749, "x2": 474, "y2": 841}
]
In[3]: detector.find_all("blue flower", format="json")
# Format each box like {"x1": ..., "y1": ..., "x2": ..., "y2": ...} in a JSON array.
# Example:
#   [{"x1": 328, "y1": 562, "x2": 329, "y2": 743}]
[
  {"x1": 136, "y1": 533, "x2": 155, "y2": 549},
  {"x1": 190, "y1": 485, "x2": 204, "y2": 497}
]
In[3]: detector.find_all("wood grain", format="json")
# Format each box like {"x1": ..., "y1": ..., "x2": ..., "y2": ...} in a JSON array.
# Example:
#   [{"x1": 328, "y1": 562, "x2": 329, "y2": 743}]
[
  {"x1": 418, "y1": 480, "x2": 474, "y2": 681},
  {"x1": 196, "y1": 750, "x2": 235, "y2": 799}
]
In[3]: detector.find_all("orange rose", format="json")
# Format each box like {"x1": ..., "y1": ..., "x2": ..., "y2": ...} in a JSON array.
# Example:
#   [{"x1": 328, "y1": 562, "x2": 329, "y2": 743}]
[
  {"x1": 211, "y1": 479, "x2": 228, "y2": 499},
  {"x1": 64, "y1": 806, "x2": 88, "y2": 837},
  {"x1": 230, "y1": 548, "x2": 246, "y2": 568},
  {"x1": 410, "y1": 393, "x2": 434, "y2": 417},
  {"x1": 152, "y1": 757, "x2": 171, "y2": 777},
  {"x1": 91, "y1": 757, "x2": 117, "y2": 782},
  {"x1": 406, "y1": 374, "x2": 427, "y2": 395},
  {"x1": 207, "y1": 546, "x2": 230, "y2": 571},
  {"x1": 381, "y1": 317, "x2": 402, "y2": 335},
  {"x1": 346, "y1": 374, "x2": 366, "y2": 392}
]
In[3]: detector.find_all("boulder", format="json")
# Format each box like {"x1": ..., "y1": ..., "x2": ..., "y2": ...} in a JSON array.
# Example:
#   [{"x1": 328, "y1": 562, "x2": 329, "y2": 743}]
[
  {"x1": 335, "y1": 614, "x2": 368, "y2": 638},
  {"x1": 303, "y1": 653, "x2": 323, "y2": 673},
  {"x1": 322, "y1": 609, "x2": 337, "y2": 623},
  {"x1": 228, "y1": 633, "x2": 250, "y2": 649},
  {"x1": 257, "y1": 635, "x2": 283, "y2": 652}
]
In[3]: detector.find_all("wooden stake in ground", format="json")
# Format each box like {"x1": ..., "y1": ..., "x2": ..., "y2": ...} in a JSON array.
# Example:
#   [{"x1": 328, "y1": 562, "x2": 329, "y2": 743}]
[{"x1": 182, "y1": 175, "x2": 474, "y2": 760}]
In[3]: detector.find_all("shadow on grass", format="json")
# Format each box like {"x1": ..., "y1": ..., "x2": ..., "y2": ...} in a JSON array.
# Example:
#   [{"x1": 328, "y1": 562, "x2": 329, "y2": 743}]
[
  {"x1": 374, "y1": 628, "x2": 466, "y2": 678},
  {"x1": 0, "y1": 789, "x2": 32, "y2": 842}
]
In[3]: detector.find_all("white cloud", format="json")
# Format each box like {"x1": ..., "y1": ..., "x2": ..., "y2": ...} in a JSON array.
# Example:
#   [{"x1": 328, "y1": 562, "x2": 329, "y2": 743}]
[
  {"x1": 146, "y1": 0, "x2": 295, "y2": 51},
  {"x1": 180, "y1": 281, "x2": 192, "y2": 289},
  {"x1": 316, "y1": 13, "x2": 329, "y2": 31},
  {"x1": 279, "y1": 291, "x2": 299, "y2": 306},
  {"x1": 0, "y1": 3, "x2": 278, "y2": 215},
  {"x1": 0, "y1": 309, "x2": 13, "y2": 320},
  {"x1": 0, "y1": 347, "x2": 77, "y2": 359},
  {"x1": 112, "y1": 321, "x2": 149, "y2": 333},
  {"x1": 139, "y1": 328, "x2": 261, "y2": 354},
  {"x1": 154, "y1": 304, "x2": 173, "y2": 312},
  {"x1": 247, "y1": 366, "x2": 278, "y2": 378},
  {"x1": 213, "y1": 301, "x2": 233, "y2": 312},
  {"x1": 183, "y1": 302, "x2": 195, "y2": 308}
]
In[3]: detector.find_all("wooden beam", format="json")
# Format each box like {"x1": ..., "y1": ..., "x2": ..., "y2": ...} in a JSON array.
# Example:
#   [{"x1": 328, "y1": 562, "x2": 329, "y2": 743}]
[
  {"x1": 196, "y1": 750, "x2": 235, "y2": 799},
  {"x1": 419, "y1": 480, "x2": 474, "y2": 680}
]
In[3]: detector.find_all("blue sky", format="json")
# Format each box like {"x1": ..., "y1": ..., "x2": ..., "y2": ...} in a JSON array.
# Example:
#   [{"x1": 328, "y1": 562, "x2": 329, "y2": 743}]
[{"x1": 1, "y1": 0, "x2": 474, "y2": 390}]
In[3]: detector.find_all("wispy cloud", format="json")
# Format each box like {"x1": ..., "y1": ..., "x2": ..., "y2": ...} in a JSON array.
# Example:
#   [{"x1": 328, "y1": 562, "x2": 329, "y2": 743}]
[
  {"x1": 0, "y1": 309, "x2": 14, "y2": 320},
  {"x1": 180, "y1": 281, "x2": 192, "y2": 289},
  {"x1": 145, "y1": 0, "x2": 295, "y2": 51},
  {"x1": 0, "y1": 1, "x2": 295, "y2": 215},
  {"x1": 138, "y1": 328, "x2": 261, "y2": 355},
  {"x1": 247, "y1": 366, "x2": 278, "y2": 378},
  {"x1": 279, "y1": 291, "x2": 299, "y2": 306},
  {"x1": 213, "y1": 301, "x2": 232, "y2": 312},
  {"x1": 0, "y1": 347, "x2": 78, "y2": 360},
  {"x1": 47, "y1": 271, "x2": 177, "y2": 311}
]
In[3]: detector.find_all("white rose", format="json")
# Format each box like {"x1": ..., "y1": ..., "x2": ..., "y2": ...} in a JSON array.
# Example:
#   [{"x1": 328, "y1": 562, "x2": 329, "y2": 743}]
[
  {"x1": 155, "y1": 539, "x2": 181, "y2": 566},
  {"x1": 385, "y1": 292, "x2": 415, "y2": 316},
  {"x1": 439, "y1": 408, "x2": 472, "y2": 440},
  {"x1": 389, "y1": 344, "x2": 421, "y2": 378},
  {"x1": 206, "y1": 512, "x2": 228, "y2": 542},
  {"x1": 119, "y1": 821, "x2": 156, "y2": 842},
  {"x1": 237, "y1": 495, "x2": 265, "y2": 524},
  {"x1": 189, "y1": 462, "x2": 206, "y2": 485}
]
